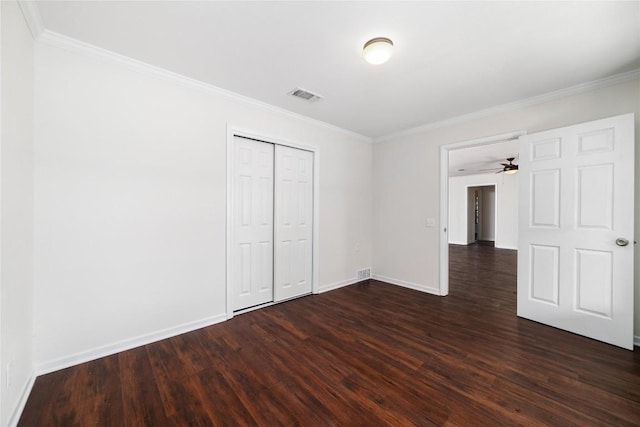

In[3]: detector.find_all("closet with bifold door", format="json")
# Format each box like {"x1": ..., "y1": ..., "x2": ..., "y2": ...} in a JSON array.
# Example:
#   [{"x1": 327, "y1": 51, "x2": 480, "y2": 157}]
[{"x1": 231, "y1": 135, "x2": 313, "y2": 312}]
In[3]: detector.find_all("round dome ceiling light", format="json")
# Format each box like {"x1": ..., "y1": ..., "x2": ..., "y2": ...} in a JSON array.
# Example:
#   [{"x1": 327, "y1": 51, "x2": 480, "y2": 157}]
[{"x1": 363, "y1": 37, "x2": 394, "y2": 65}]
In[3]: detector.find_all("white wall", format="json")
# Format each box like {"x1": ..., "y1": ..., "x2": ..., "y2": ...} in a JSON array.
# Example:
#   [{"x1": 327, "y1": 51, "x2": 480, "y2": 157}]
[
  {"x1": 481, "y1": 186, "x2": 495, "y2": 241},
  {"x1": 373, "y1": 78, "x2": 640, "y2": 335},
  {"x1": 466, "y1": 187, "x2": 476, "y2": 243},
  {"x1": 1, "y1": 1, "x2": 35, "y2": 425},
  {"x1": 33, "y1": 40, "x2": 373, "y2": 371},
  {"x1": 448, "y1": 175, "x2": 516, "y2": 248}
]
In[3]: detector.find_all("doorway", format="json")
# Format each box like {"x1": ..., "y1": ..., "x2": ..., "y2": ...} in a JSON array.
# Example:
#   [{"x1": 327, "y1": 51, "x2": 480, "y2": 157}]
[
  {"x1": 439, "y1": 115, "x2": 634, "y2": 350},
  {"x1": 439, "y1": 131, "x2": 525, "y2": 295},
  {"x1": 468, "y1": 185, "x2": 496, "y2": 244}
]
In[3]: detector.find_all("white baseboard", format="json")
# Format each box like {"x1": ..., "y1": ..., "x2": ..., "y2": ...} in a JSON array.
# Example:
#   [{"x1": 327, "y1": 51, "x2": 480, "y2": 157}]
[
  {"x1": 35, "y1": 313, "x2": 227, "y2": 376},
  {"x1": 8, "y1": 373, "x2": 36, "y2": 427},
  {"x1": 634, "y1": 335, "x2": 640, "y2": 348},
  {"x1": 316, "y1": 277, "x2": 364, "y2": 294},
  {"x1": 372, "y1": 274, "x2": 441, "y2": 296}
]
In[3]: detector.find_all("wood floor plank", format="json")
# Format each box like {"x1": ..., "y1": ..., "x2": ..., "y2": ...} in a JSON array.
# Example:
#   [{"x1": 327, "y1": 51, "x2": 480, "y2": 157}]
[
  {"x1": 119, "y1": 346, "x2": 169, "y2": 427},
  {"x1": 85, "y1": 355, "x2": 124, "y2": 427},
  {"x1": 18, "y1": 243, "x2": 640, "y2": 426}
]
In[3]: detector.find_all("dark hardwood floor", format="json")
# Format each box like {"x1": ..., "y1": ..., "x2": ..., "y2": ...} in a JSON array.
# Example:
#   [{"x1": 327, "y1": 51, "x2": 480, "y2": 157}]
[{"x1": 20, "y1": 244, "x2": 640, "y2": 426}]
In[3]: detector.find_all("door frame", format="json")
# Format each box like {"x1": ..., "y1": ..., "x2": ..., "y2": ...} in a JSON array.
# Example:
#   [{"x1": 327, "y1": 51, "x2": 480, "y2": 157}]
[
  {"x1": 225, "y1": 125, "x2": 320, "y2": 319},
  {"x1": 439, "y1": 130, "x2": 526, "y2": 296}
]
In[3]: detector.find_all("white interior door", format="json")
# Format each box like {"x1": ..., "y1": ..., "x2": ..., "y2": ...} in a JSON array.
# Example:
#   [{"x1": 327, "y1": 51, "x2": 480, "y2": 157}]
[
  {"x1": 518, "y1": 113, "x2": 634, "y2": 349},
  {"x1": 274, "y1": 145, "x2": 313, "y2": 302},
  {"x1": 232, "y1": 137, "x2": 274, "y2": 311}
]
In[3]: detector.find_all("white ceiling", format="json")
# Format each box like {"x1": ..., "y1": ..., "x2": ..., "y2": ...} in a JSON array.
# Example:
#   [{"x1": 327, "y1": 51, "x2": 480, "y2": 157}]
[
  {"x1": 448, "y1": 139, "x2": 519, "y2": 177},
  {"x1": 34, "y1": 1, "x2": 640, "y2": 139}
]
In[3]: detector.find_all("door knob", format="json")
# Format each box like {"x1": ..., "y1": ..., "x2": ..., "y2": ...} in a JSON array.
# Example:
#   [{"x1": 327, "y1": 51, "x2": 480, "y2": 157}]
[{"x1": 616, "y1": 238, "x2": 629, "y2": 247}]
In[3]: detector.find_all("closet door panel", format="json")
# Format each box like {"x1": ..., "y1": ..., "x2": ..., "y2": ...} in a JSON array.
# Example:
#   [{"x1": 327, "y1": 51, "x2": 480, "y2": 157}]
[
  {"x1": 232, "y1": 137, "x2": 274, "y2": 310},
  {"x1": 274, "y1": 145, "x2": 313, "y2": 301}
]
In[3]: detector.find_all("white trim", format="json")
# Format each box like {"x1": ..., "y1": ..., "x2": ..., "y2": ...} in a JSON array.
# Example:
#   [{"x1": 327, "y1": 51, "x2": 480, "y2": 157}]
[
  {"x1": 439, "y1": 130, "x2": 527, "y2": 296},
  {"x1": 17, "y1": 0, "x2": 44, "y2": 39},
  {"x1": 372, "y1": 274, "x2": 441, "y2": 296},
  {"x1": 374, "y1": 68, "x2": 640, "y2": 143},
  {"x1": 317, "y1": 277, "x2": 362, "y2": 294},
  {"x1": 36, "y1": 30, "x2": 370, "y2": 144},
  {"x1": 225, "y1": 127, "x2": 234, "y2": 320},
  {"x1": 16, "y1": 7, "x2": 640, "y2": 146},
  {"x1": 0, "y1": 1, "x2": 3, "y2": 424},
  {"x1": 233, "y1": 302, "x2": 275, "y2": 316},
  {"x1": 225, "y1": 126, "x2": 320, "y2": 318},
  {"x1": 35, "y1": 313, "x2": 227, "y2": 375},
  {"x1": 8, "y1": 374, "x2": 35, "y2": 427},
  {"x1": 634, "y1": 335, "x2": 640, "y2": 348},
  {"x1": 448, "y1": 240, "x2": 469, "y2": 246},
  {"x1": 439, "y1": 144, "x2": 449, "y2": 297},
  {"x1": 451, "y1": 243, "x2": 518, "y2": 251},
  {"x1": 231, "y1": 291, "x2": 315, "y2": 316},
  {"x1": 312, "y1": 150, "x2": 321, "y2": 296}
]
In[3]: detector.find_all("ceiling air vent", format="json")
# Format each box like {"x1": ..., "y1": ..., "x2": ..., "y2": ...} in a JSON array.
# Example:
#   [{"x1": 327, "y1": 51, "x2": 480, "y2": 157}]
[{"x1": 288, "y1": 87, "x2": 323, "y2": 102}]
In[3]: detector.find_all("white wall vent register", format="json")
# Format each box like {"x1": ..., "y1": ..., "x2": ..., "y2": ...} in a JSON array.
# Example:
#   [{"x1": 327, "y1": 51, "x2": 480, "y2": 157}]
[{"x1": 288, "y1": 87, "x2": 323, "y2": 102}]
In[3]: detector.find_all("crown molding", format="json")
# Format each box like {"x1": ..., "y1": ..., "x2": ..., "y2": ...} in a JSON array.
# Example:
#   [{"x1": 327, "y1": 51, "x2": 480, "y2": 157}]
[
  {"x1": 17, "y1": 0, "x2": 44, "y2": 39},
  {"x1": 35, "y1": 30, "x2": 372, "y2": 144},
  {"x1": 25, "y1": 13, "x2": 639, "y2": 145},
  {"x1": 374, "y1": 68, "x2": 640, "y2": 143}
]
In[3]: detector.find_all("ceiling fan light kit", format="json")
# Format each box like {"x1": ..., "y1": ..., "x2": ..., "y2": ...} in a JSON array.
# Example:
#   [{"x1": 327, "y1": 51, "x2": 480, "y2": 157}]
[
  {"x1": 363, "y1": 37, "x2": 394, "y2": 65},
  {"x1": 501, "y1": 157, "x2": 519, "y2": 174}
]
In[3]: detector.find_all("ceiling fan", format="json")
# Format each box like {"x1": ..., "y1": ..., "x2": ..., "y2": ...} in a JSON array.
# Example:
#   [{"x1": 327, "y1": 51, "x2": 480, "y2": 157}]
[
  {"x1": 498, "y1": 157, "x2": 519, "y2": 174},
  {"x1": 478, "y1": 157, "x2": 519, "y2": 174}
]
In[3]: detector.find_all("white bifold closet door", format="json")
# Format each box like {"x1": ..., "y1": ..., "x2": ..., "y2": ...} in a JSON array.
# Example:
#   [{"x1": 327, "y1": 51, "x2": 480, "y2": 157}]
[
  {"x1": 232, "y1": 137, "x2": 274, "y2": 310},
  {"x1": 274, "y1": 145, "x2": 313, "y2": 302},
  {"x1": 232, "y1": 137, "x2": 313, "y2": 311}
]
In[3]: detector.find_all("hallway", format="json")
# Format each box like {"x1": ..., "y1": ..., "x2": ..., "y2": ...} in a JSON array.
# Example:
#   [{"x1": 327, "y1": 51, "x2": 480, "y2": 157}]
[{"x1": 449, "y1": 242, "x2": 517, "y2": 311}]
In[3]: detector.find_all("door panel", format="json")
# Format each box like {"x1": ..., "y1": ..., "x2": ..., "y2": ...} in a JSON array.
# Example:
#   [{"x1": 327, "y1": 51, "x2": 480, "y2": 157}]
[
  {"x1": 575, "y1": 249, "x2": 612, "y2": 317},
  {"x1": 576, "y1": 164, "x2": 613, "y2": 229},
  {"x1": 232, "y1": 137, "x2": 274, "y2": 310},
  {"x1": 529, "y1": 244, "x2": 559, "y2": 305},
  {"x1": 518, "y1": 113, "x2": 634, "y2": 349},
  {"x1": 530, "y1": 169, "x2": 560, "y2": 227},
  {"x1": 274, "y1": 145, "x2": 313, "y2": 301}
]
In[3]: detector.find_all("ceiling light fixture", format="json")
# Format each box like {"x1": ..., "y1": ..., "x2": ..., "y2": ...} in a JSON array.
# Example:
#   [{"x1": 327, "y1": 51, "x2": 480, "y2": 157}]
[
  {"x1": 363, "y1": 37, "x2": 394, "y2": 65},
  {"x1": 502, "y1": 157, "x2": 519, "y2": 175}
]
